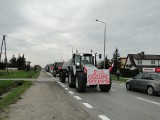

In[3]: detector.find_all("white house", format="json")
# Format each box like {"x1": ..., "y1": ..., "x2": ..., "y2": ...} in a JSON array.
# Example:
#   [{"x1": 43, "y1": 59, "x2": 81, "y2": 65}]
[{"x1": 124, "y1": 52, "x2": 160, "y2": 70}]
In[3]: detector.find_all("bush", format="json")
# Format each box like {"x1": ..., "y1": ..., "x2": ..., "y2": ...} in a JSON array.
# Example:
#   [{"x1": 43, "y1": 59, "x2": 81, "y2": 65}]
[{"x1": 120, "y1": 68, "x2": 139, "y2": 77}]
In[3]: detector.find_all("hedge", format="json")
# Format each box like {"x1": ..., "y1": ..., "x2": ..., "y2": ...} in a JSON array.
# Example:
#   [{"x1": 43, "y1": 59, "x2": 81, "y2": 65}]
[{"x1": 120, "y1": 68, "x2": 140, "y2": 77}]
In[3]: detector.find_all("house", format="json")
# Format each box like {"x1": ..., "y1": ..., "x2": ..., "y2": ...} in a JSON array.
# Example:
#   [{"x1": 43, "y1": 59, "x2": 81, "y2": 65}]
[
  {"x1": 124, "y1": 52, "x2": 160, "y2": 70},
  {"x1": 119, "y1": 57, "x2": 127, "y2": 68}
]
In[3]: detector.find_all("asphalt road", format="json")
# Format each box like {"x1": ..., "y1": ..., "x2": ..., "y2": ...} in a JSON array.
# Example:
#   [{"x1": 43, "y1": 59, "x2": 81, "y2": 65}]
[{"x1": 50, "y1": 72, "x2": 160, "y2": 120}]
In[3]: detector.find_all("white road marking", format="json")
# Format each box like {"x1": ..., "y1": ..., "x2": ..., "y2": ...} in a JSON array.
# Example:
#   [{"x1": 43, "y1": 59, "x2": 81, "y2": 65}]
[
  {"x1": 82, "y1": 103, "x2": 93, "y2": 108},
  {"x1": 99, "y1": 115, "x2": 111, "y2": 120},
  {"x1": 65, "y1": 88, "x2": 69, "y2": 90},
  {"x1": 47, "y1": 72, "x2": 52, "y2": 76},
  {"x1": 136, "y1": 97, "x2": 160, "y2": 106},
  {"x1": 120, "y1": 84, "x2": 124, "y2": 86},
  {"x1": 111, "y1": 89, "x2": 116, "y2": 92},
  {"x1": 68, "y1": 91, "x2": 74, "y2": 94},
  {"x1": 113, "y1": 83, "x2": 117, "y2": 84},
  {"x1": 60, "y1": 84, "x2": 66, "y2": 88},
  {"x1": 57, "y1": 82, "x2": 61, "y2": 84},
  {"x1": 74, "y1": 96, "x2": 82, "y2": 100}
]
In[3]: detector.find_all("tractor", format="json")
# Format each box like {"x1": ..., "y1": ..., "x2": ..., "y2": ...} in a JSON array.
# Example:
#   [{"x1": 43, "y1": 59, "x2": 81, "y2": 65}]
[{"x1": 59, "y1": 53, "x2": 111, "y2": 93}]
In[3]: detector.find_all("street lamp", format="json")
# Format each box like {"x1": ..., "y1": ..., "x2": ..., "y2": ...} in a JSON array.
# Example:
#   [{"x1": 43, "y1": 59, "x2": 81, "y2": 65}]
[
  {"x1": 67, "y1": 44, "x2": 73, "y2": 56},
  {"x1": 96, "y1": 19, "x2": 106, "y2": 69}
]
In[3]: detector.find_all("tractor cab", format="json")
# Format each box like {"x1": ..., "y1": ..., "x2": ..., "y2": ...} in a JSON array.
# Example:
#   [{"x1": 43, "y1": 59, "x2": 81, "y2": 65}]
[{"x1": 73, "y1": 53, "x2": 94, "y2": 65}]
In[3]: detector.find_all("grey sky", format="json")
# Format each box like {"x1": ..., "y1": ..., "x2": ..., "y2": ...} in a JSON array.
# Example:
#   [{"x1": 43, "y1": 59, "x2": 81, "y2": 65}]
[{"x1": 0, "y1": 0, "x2": 160, "y2": 67}]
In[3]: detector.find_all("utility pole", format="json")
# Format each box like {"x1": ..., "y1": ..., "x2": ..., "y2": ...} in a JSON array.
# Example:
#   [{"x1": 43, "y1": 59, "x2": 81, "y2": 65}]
[
  {"x1": 0, "y1": 35, "x2": 8, "y2": 73},
  {"x1": 67, "y1": 45, "x2": 73, "y2": 57},
  {"x1": 96, "y1": 19, "x2": 106, "y2": 69}
]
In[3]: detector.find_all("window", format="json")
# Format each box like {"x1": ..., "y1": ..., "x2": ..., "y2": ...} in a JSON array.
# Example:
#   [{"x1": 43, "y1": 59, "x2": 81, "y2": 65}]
[
  {"x1": 135, "y1": 73, "x2": 144, "y2": 79},
  {"x1": 75, "y1": 55, "x2": 81, "y2": 63},
  {"x1": 81, "y1": 56, "x2": 92, "y2": 64},
  {"x1": 150, "y1": 73, "x2": 160, "y2": 80},
  {"x1": 138, "y1": 60, "x2": 142, "y2": 65},
  {"x1": 56, "y1": 63, "x2": 63, "y2": 67},
  {"x1": 151, "y1": 60, "x2": 155, "y2": 65},
  {"x1": 142, "y1": 73, "x2": 150, "y2": 79}
]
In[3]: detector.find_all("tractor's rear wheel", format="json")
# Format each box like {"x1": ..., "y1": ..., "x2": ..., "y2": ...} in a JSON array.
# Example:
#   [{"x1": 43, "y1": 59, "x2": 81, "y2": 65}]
[{"x1": 76, "y1": 72, "x2": 86, "y2": 92}]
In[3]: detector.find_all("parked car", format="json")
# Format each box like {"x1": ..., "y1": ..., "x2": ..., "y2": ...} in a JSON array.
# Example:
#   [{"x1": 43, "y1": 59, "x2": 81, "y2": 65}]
[{"x1": 126, "y1": 72, "x2": 160, "y2": 95}]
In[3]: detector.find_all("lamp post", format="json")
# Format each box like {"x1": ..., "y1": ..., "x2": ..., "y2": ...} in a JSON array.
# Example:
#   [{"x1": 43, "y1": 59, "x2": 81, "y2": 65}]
[
  {"x1": 67, "y1": 44, "x2": 73, "y2": 56},
  {"x1": 96, "y1": 19, "x2": 106, "y2": 69}
]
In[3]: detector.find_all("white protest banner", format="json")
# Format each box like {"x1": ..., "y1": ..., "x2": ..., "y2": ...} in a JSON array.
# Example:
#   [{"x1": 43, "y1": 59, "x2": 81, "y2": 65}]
[{"x1": 87, "y1": 69, "x2": 110, "y2": 85}]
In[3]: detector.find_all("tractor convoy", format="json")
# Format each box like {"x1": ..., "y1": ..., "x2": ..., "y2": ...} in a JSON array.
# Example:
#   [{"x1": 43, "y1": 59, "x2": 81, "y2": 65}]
[
  {"x1": 59, "y1": 53, "x2": 111, "y2": 93},
  {"x1": 45, "y1": 52, "x2": 112, "y2": 93}
]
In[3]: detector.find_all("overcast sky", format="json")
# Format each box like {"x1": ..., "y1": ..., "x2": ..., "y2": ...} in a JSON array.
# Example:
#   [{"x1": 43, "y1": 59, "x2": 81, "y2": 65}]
[{"x1": 0, "y1": 0, "x2": 160, "y2": 67}]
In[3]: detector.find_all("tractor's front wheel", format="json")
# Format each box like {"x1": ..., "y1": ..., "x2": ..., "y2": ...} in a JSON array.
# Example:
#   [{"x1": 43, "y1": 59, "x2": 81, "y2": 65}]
[
  {"x1": 76, "y1": 72, "x2": 86, "y2": 92},
  {"x1": 53, "y1": 70, "x2": 57, "y2": 77},
  {"x1": 68, "y1": 70, "x2": 76, "y2": 88}
]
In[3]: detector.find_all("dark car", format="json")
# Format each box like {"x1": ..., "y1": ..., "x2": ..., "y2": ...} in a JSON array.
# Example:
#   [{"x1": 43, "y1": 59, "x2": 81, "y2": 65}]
[
  {"x1": 126, "y1": 72, "x2": 160, "y2": 95},
  {"x1": 52, "y1": 62, "x2": 63, "y2": 77}
]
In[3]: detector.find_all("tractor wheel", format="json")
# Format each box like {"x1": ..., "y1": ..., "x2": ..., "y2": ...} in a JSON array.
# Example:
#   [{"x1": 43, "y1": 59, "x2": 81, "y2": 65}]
[
  {"x1": 61, "y1": 71, "x2": 66, "y2": 83},
  {"x1": 68, "y1": 70, "x2": 76, "y2": 88},
  {"x1": 76, "y1": 72, "x2": 86, "y2": 92},
  {"x1": 59, "y1": 71, "x2": 62, "y2": 82},
  {"x1": 99, "y1": 84, "x2": 111, "y2": 92},
  {"x1": 53, "y1": 70, "x2": 56, "y2": 77}
]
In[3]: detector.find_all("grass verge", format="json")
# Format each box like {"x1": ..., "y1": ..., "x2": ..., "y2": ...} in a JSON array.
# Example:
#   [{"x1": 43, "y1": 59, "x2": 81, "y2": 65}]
[
  {"x1": 0, "y1": 70, "x2": 40, "y2": 79},
  {"x1": 111, "y1": 75, "x2": 129, "y2": 82},
  {"x1": 0, "y1": 80, "x2": 25, "y2": 96},
  {"x1": 0, "y1": 81, "x2": 32, "y2": 113}
]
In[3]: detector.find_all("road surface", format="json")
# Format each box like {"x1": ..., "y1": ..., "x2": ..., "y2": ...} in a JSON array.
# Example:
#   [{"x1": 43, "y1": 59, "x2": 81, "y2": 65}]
[
  {"x1": 3, "y1": 70, "x2": 160, "y2": 120},
  {"x1": 52, "y1": 72, "x2": 160, "y2": 120}
]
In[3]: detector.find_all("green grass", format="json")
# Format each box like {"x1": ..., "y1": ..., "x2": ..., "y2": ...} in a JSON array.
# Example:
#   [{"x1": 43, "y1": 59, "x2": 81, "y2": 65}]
[
  {"x1": 0, "y1": 81, "x2": 32, "y2": 113},
  {"x1": 0, "y1": 70, "x2": 40, "y2": 79},
  {"x1": 0, "y1": 80, "x2": 25, "y2": 96},
  {"x1": 111, "y1": 75, "x2": 129, "y2": 82}
]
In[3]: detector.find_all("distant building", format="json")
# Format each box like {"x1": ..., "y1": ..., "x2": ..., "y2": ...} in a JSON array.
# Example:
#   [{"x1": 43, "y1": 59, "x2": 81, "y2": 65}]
[
  {"x1": 124, "y1": 52, "x2": 160, "y2": 70},
  {"x1": 119, "y1": 57, "x2": 127, "y2": 68}
]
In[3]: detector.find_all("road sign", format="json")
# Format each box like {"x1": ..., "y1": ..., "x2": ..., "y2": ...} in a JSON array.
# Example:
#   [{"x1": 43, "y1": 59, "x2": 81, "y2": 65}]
[
  {"x1": 142, "y1": 68, "x2": 155, "y2": 72},
  {"x1": 143, "y1": 68, "x2": 160, "y2": 73}
]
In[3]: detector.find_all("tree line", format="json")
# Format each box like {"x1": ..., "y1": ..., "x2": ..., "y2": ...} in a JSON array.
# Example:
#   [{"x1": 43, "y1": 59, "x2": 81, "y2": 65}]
[{"x1": 0, "y1": 54, "x2": 29, "y2": 70}]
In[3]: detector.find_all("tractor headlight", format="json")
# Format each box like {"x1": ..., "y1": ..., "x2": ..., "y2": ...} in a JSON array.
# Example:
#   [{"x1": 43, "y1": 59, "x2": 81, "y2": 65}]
[{"x1": 76, "y1": 62, "x2": 80, "y2": 66}]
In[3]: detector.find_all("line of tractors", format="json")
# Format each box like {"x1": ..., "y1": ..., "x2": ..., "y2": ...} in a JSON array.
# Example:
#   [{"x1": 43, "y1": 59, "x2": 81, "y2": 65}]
[{"x1": 45, "y1": 52, "x2": 112, "y2": 93}]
